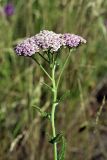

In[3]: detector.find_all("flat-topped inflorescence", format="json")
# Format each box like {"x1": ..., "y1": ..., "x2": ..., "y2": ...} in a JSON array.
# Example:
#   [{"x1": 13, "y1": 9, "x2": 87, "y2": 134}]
[
  {"x1": 34, "y1": 30, "x2": 65, "y2": 52},
  {"x1": 14, "y1": 37, "x2": 40, "y2": 56},
  {"x1": 63, "y1": 33, "x2": 86, "y2": 48},
  {"x1": 14, "y1": 30, "x2": 86, "y2": 56}
]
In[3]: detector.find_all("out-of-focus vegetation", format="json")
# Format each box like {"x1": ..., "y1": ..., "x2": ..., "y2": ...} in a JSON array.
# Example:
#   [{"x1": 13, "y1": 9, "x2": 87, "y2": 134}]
[{"x1": 0, "y1": 0, "x2": 107, "y2": 160}]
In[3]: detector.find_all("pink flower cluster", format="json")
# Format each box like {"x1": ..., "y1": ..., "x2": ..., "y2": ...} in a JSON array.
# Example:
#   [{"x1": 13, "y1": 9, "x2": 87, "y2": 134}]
[{"x1": 14, "y1": 30, "x2": 86, "y2": 56}]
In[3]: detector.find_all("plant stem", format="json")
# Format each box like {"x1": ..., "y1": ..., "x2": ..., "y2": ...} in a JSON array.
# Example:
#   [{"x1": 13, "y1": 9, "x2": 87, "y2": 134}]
[
  {"x1": 57, "y1": 49, "x2": 73, "y2": 89},
  {"x1": 51, "y1": 63, "x2": 58, "y2": 160},
  {"x1": 32, "y1": 56, "x2": 52, "y2": 81}
]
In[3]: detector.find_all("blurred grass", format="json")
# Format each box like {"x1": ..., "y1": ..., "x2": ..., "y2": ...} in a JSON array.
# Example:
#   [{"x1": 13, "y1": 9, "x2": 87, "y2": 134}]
[{"x1": 1, "y1": 0, "x2": 107, "y2": 160}]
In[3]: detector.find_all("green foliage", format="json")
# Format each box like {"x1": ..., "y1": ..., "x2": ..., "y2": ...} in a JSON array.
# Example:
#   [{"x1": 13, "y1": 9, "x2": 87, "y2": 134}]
[
  {"x1": 33, "y1": 105, "x2": 51, "y2": 119},
  {"x1": 49, "y1": 133, "x2": 62, "y2": 144},
  {"x1": 58, "y1": 136, "x2": 66, "y2": 160}
]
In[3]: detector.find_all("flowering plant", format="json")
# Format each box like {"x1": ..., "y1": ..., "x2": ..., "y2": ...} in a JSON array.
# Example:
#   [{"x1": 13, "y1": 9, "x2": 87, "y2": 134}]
[
  {"x1": 4, "y1": 3, "x2": 14, "y2": 17},
  {"x1": 14, "y1": 30, "x2": 86, "y2": 160}
]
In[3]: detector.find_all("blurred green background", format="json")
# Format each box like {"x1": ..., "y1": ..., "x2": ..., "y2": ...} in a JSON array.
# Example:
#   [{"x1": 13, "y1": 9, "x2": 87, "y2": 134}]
[{"x1": 0, "y1": 0, "x2": 107, "y2": 160}]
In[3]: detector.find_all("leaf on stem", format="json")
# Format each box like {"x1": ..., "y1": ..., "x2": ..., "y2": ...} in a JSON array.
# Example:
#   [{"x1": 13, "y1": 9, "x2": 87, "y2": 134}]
[
  {"x1": 49, "y1": 133, "x2": 66, "y2": 159},
  {"x1": 58, "y1": 136, "x2": 66, "y2": 160},
  {"x1": 49, "y1": 133, "x2": 63, "y2": 144},
  {"x1": 33, "y1": 105, "x2": 51, "y2": 119}
]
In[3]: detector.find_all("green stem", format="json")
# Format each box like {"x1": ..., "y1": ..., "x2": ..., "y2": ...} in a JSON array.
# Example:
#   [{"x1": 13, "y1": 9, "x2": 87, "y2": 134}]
[
  {"x1": 51, "y1": 63, "x2": 58, "y2": 160},
  {"x1": 56, "y1": 49, "x2": 73, "y2": 89},
  {"x1": 32, "y1": 56, "x2": 52, "y2": 81},
  {"x1": 38, "y1": 52, "x2": 49, "y2": 63}
]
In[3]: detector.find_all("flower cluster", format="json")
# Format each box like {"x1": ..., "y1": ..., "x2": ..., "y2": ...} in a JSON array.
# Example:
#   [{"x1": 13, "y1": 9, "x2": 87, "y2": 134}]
[
  {"x1": 15, "y1": 37, "x2": 39, "y2": 56},
  {"x1": 63, "y1": 33, "x2": 86, "y2": 48},
  {"x1": 14, "y1": 30, "x2": 86, "y2": 56},
  {"x1": 34, "y1": 30, "x2": 65, "y2": 52}
]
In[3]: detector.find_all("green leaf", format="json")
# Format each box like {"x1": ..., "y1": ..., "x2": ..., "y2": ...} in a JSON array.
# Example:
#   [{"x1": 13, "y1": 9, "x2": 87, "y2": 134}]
[
  {"x1": 49, "y1": 133, "x2": 62, "y2": 144},
  {"x1": 33, "y1": 105, "x2": 51, "y2": 119},
  {"x1": 58, "y1": 136, "x2": 66, "y2": 160}
]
